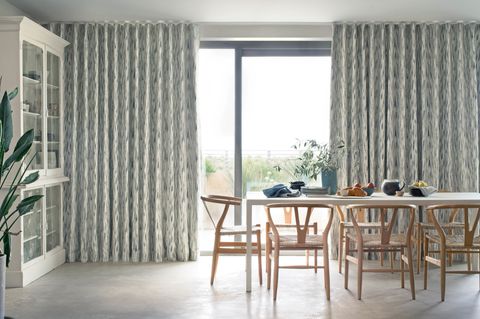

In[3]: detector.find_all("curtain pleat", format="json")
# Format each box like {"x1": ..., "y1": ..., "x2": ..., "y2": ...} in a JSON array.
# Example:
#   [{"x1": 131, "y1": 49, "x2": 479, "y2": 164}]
[
  {"x1": 330, "y1": 22, "x2": 480, "y2": 259},
  {"x1": 47, "y1": 22, "x2": 199, "y2": 262}
]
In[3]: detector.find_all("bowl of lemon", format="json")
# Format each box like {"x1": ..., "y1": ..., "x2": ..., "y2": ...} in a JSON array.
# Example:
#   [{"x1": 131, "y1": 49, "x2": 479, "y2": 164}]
[{"x1": 409, "y1": 180, "x2": 436, "y2": 197}]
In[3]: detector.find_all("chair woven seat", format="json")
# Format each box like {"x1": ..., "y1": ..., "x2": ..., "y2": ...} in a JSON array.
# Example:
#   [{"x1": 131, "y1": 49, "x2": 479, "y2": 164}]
[
  {"x1": 425, "y1": 234, "x2": 480, "y2": 248},
  {"x1": 343, "y1": 221, "x2": 386, "y2": 228},
  {"x1": 346, "y1": 233, "x2": 407, "y2": 247},
  {"x1": 220, "y1": 224, "x2": 261, "y2": 235},
  {"x1": 269, "y1": 233, "x2": 324, "y2": 248},
  {"x1": 418, "y1": 222, "x2": 464, "y2": 229}
]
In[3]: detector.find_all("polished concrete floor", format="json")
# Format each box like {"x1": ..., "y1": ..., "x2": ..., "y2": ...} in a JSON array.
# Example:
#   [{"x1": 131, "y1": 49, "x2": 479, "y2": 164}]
[{"x1": 5, "y1": 256, "x2": 480, "y2": 319}]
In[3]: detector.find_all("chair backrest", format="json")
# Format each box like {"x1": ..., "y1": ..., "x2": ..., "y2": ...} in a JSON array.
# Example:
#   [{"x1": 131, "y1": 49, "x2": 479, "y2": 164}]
[
  {"x1": 200, "y1": 195, "x2": 241, "y2": 232},
  {"x1": 426, "y1": 204, "x2": 480, "y2": 247},
  {"x1": 265, "y1": 203, "x2": 335, "y2": 244},
  {"x1": 346, "y1": 204, "x2": 417, "y2": 245}
]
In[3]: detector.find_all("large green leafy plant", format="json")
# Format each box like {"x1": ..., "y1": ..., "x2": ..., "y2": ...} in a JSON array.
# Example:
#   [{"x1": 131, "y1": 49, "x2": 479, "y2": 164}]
[
  {"x1": 0, "y1": 78, "x2": 42, "y2": 266},
  {"x1": 274, "y1": 139, "x2": 346, "y2": 181}
]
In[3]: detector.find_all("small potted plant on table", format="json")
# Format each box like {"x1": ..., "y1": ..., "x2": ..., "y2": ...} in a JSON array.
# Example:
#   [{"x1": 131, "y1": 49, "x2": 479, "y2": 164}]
[{"x1": 274, "y1": 139, "x2": 345, "y2": 195}]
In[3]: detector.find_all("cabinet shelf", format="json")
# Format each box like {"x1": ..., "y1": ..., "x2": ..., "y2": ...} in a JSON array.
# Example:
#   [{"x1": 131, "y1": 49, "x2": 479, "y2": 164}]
[
  {"x1": 23, "y1": 111, "x2": 41, "y2": 117},
  {"x1": 22, "y1": 75, "x2": 40, "y2": 85},
  {"x1": 23, "y1": 234, "x2": 40, "y2": 243}
]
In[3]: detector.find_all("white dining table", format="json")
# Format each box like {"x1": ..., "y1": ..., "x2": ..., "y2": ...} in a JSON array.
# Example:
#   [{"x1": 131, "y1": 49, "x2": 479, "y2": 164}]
[{"x1": 243, "y1": 191, "x2": 480, "y2": 292}]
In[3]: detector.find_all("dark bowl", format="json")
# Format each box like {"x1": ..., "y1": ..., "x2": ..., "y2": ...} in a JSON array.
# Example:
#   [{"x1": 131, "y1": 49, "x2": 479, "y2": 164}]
[
  {"x1": 409, "y1": 187, "x2": 424, "y2": 197},
  {"x1": 362, "y1": 187, "x2": 375, "y2": 196},
  {"x1": 290, "y1": 181, "x2": 305, "y2": 190}
]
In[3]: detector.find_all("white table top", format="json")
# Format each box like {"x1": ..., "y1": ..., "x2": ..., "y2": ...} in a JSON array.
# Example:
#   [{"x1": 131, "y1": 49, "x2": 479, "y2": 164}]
[{"x1": 245, "y1": 191, "x2": 480, "y2": 206}]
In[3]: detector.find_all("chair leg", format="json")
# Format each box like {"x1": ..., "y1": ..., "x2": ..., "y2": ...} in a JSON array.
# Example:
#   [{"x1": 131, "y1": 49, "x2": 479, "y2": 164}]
[
  {"x1": 390, "y1": 251, "x2": 394, "y2": 273},
  {"x1": 400, "y1": 248, "x2": 405, "y2": 288},
  {"x1": 256, "y1": 230, "x2": 262, "y2": 286},
  {"x1": 416, "y1": 225, "x2": 422, "y2": 274},
  {"x1": 424, "y1": 236, "x2": 429, "y2": 290},
  {"x1": 210, "y1": 235, "x2": 220, "y2": 285},
  {"x1": 266, "y1": 235, "x2": 271, "y2": 290},
  {"x1": 407, "y1": 244, "x2": 416, "y2": 300},
  {"x1": 314, "y1": 223, "x2": 318, "y2": 274},
  {"x1": 357, "y1": 243, "x2": 364, "y2": 300},
  {"x1": 323, "y1": 241, "x2": 331, "y2": 301},
  {"x1": 273, "y1": 247, "x2": 280, "y2": 301},
  {"x1": 440, "y1": 245, "x2": 446, "y2": 302},
  {"x1": 306, "y1": 249, "x2": 310, "y2": 268},
  {"x1": 467, "y1": 248, "x2": 472, "y2": 272},
  {"x1": 338, "y1": 224, "x2": 344, "y2": 273},
  {"x1": 380, "y1": 251, "x2": 384, "y2": 267},
  {"x1": 344, "y1": 236, "x2": 350, "y2": 289}
]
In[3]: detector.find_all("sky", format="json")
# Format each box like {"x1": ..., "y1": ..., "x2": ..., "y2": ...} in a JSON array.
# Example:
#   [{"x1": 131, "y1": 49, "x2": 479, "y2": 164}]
[{"x1": 197, "y1": 49, "x2": 331, "y2": 155}]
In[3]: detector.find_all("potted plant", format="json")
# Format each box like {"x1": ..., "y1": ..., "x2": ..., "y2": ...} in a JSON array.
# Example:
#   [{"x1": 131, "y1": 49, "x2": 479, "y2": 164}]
[
  {"x1": 274, "y1": 139, "x2": 345, "y2": 194},
  {"x1": 316, "y1": 141, "x2": 345, "y2": 194},
  {"x1": 0, "y1": 79, "x2": 43, "y2": 318}
]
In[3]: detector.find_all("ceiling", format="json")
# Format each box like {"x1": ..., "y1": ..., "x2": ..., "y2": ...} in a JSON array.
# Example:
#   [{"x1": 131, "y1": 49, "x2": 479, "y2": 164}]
[{"x1": 8, "y1": 0, "x2": 480, "y2": 23}]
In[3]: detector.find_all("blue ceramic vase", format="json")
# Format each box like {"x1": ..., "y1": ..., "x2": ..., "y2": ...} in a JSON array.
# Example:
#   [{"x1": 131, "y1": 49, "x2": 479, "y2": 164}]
[{"x1": 321, "y1": 170, "x2": 337, "y2": 195}]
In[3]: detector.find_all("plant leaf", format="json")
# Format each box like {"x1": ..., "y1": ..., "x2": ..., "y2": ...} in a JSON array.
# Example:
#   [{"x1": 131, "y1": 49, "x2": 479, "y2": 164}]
[
  {"x1": 0, "y1": 193, "x2": 18, "y2": 219},
  {"x1": 21, "y1": 171, "x2": 39, "y2": 185},
  {"x1": 0, "y1": 91, "x2": 13, "y2": 151},
  {"x1": 3, "y1": 232, "x2": 11, "y2": 267},
  {"x1": 2, "y1": 129, "x2": 34, "y2": 171},
  {"x1": 17, "y1": 194, "x2": 43, "y2": 215},
  {"x1": 8, "y1": 88, "x2": 18, "y2": 101}
]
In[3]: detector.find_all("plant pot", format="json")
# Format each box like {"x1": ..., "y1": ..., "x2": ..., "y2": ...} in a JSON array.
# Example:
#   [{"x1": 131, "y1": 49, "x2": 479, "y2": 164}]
[
  {"x1": 0, "y1": 254, "x2": 5, "y2": 319},
  {"x1": 321, "y1": 170, "x2": 337, "y2": 195}
]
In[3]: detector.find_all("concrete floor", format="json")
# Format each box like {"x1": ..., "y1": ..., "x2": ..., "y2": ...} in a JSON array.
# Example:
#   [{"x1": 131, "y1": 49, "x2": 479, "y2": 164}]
[{"x1": 5, "y1": 256, "x2": 480, "y2": 319}]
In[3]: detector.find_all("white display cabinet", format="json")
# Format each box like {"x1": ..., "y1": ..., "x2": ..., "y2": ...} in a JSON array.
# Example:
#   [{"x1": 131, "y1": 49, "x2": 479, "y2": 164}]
[{"x1": 0, "y1": 17, "x2": 69, "y2": 287}]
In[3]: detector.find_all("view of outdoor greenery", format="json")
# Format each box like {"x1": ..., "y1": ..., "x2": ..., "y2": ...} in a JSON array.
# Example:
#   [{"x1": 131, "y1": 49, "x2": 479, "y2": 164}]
[{"x1": 198, "y1": 49, "x2": 331, "y2": 251}]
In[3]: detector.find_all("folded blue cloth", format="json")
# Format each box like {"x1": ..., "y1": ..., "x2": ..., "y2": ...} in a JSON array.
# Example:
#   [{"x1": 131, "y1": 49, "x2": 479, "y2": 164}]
[{"x1": 263, "y1": 184, "x2": 300, "y2": 198}]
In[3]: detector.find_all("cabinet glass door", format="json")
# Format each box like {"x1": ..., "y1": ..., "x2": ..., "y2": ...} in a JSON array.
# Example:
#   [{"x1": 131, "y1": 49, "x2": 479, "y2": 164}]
[
  {"x1": 46, "y1": 52, "x2": 60, "y2": 169},
  {"x1": 22, "y1": 188, "x2": 43, "y2": 263},
  {"x1": 22, "y1": 41, "x2": 44, "y2": 170},
  {"x1": 45, "y1": 185, "x2": 61, "y2": 252}
]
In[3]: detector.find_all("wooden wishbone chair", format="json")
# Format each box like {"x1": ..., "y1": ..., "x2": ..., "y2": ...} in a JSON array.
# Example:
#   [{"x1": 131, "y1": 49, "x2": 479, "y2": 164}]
[
  {"x1": 423, "y1": 204, "x2": 480, "y2": 301},
  {"x1": 344, "y1": 204, "x2": 416, "y2": 300},
  {"x1": 265, "y1": 203, "x2": 334, "y2": 301},
  {"x1": 412, "y1": 190, "x2": 466, "y2": 274},
  {"x1": 336, "y1": 204, "x2": 395, "y2": 274},
  {"x1": 264, "y1": 206, "x2": 319, "y2": 271},
  {"x1": 200, "y1": 195, "x2": 262, "y2": 286}
]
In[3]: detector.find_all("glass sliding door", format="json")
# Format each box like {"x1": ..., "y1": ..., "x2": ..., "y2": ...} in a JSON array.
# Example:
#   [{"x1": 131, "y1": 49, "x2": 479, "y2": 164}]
[
  {"x1": 242, "y1": 56, "x2": 331, "y2": 227},
  {"x1": 198, "y1": 42, "x2": 331, "y2": 252},
  {"x1": 197, "y1": 49, "x2": 235, "y2": 251}
]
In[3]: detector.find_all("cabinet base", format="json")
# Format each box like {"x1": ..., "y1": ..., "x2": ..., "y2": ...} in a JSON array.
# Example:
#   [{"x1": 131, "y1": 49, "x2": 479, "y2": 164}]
[{"x1": 6, "y1": 248, "x2": 65, "y2": 288}]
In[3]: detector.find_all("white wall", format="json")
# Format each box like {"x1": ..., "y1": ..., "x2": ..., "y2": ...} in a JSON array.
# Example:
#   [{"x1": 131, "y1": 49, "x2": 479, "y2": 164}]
[
  {"x1": 0, "y1": 0, "x2": 27, "y2": 16},
  {"x1": 199, "y1": 23, "x2": 333, "y2": 40}
]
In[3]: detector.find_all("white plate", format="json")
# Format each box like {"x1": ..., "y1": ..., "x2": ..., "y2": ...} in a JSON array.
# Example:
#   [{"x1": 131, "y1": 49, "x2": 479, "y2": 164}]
[{"x1": 333, "y1": 195, "x2": 372, "y2": 199}]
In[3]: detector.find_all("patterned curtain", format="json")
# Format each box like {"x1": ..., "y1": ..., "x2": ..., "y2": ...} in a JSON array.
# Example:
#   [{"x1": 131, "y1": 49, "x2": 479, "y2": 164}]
[
  {"x1": 47, "y1": 22, "x2": 199, "y2": 262},
  {"x1": 330, "y1": 22, "x2": 480, "y2": 258}
]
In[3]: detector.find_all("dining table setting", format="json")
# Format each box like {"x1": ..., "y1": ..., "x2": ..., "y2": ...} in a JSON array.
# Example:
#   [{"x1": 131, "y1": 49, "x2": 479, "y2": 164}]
[{"x1": 243, "y1": 179, "x2": 480, "y2": 294}]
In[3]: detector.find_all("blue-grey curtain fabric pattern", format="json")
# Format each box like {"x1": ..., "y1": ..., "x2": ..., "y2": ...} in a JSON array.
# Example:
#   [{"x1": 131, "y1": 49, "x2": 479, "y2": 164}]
[
  {"x1": 47, "y1": 22, "x2": 199, "y2": 262},
  {"x1": 330, "y1": 22, "x2": 480, "y2": 258}
]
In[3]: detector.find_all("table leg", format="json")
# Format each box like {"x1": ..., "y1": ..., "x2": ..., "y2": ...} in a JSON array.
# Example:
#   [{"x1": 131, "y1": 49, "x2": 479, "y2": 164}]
[{"x1": 246, "y1": 201, "x2": 252, "y2": 292}]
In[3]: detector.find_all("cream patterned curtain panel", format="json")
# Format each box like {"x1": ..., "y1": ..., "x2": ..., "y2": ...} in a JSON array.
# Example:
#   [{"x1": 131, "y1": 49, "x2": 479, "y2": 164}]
[
  {"x1": 47, "y1": 22, "x2": 199, "y2": 262},
  {"x1": 330, "y1": 22, "x2": 480, "y2": 258}
]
